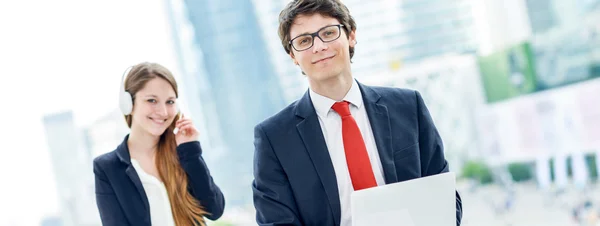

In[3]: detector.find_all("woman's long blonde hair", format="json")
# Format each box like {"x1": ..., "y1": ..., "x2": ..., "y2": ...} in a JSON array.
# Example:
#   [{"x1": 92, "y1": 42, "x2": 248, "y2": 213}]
[{"x1": 124, "y1": 62, "x2": 208, "y2": 226}]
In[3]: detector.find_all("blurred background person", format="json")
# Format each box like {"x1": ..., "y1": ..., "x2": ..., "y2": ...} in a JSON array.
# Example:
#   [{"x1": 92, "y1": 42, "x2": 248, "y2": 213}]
[{"x1": 93, "y1": 62, "x2": 225, "y2": 225}]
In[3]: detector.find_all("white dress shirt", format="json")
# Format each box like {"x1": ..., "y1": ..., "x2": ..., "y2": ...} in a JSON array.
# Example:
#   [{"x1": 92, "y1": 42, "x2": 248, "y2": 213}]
[
  {"x1": 131, "y1": 159, "x2": 176, "y2": 226},
  {"x1": 309, "y1": 80, "x2": 386, "y2": 226}
]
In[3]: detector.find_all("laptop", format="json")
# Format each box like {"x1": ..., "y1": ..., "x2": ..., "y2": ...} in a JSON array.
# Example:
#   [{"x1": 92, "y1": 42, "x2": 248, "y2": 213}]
[{"x1": 351, "y1": 172, "x2": 457, "y2": 226}]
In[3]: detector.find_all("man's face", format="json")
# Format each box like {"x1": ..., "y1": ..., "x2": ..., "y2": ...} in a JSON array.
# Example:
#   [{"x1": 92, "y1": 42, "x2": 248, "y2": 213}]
[{"x1": 288, "y1": 13, "x2": 356, "y2": 83}]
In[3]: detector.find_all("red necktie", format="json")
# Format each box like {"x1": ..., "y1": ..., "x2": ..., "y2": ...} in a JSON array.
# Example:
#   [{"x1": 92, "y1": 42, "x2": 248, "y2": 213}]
[{"x1": 331, "y1": 101, "x2": 377, "y2": 191}]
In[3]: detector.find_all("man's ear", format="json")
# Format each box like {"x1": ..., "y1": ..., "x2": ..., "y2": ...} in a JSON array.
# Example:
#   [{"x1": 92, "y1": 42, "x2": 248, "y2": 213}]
[
  {"x1": 290, "y1": 52, "x2": 299, "y2": 65},
  {"x1": 349, "y1": 29, "x2": 357, "y2": 48},
  {"x1": 289, "y1": 51, "x2": 305, "y2": 74}
]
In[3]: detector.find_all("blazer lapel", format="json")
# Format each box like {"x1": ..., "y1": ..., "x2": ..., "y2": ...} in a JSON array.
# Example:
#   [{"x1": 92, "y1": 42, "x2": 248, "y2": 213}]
[
  {"x1": 125, "y1": 166, "x2": 150, "y2": 214},
  {"x1": 116, "y1": 135, "x2": 150, "y2": 218},
  {"x1": 295, "y1": 91, "x2": 341, "y2": 226},
  {"x1": 358, "y1": 82, "x2": 398, "y2": 184}
]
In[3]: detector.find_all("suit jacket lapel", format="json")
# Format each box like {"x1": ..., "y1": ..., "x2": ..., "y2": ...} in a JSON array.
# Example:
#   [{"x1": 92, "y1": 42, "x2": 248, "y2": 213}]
[
  {"x1": 116, "y1": 136, "x2": 150, "y2": 218},
  {"x1": 358, "y1": 82, "x2": 398, "y2": 184},
  {"x1": 295, "y1": 91, "x2": 341, "y2": 226}
]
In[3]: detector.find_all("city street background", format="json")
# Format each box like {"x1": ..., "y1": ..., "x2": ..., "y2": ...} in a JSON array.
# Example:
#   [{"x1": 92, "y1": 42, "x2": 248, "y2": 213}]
[{"x1": 1, "y1": 0, "x2": 599, "y2": 225}]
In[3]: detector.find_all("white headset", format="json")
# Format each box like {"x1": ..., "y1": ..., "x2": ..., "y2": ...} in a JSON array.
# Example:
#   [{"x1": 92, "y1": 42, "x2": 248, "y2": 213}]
[
  {"x1": 119, "y1": 65, "x2": 181, "y2": 116},
  {"x1": 119, "y1": 66, "x2": 135, "y2": 115}
]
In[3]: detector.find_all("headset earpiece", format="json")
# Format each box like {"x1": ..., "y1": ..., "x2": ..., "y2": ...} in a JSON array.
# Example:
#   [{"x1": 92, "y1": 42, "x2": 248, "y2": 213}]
[{"x1": 119, "y1": 66, "x2": 134, "y2": 115}]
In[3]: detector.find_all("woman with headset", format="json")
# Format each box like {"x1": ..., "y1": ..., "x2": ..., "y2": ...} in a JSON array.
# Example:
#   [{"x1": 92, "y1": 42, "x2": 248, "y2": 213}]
[{"x1": 93, "y1": 62, "x2": 225, "y2": 226}]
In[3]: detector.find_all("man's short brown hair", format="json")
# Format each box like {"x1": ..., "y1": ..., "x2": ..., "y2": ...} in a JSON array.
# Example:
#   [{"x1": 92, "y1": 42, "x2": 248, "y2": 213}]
[{"x1": 278, "y1": 0, "x2": 357, "y2": 58}]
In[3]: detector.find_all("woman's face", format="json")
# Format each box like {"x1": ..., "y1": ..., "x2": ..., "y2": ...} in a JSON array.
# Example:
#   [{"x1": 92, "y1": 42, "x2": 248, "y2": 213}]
[{"x1": 130, "y1": 77, "x2": 178, "y2": 137}]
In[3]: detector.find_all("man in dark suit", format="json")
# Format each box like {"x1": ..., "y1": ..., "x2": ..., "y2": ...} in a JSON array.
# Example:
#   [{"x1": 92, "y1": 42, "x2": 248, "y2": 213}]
[{"x1": 252, "y1": 0, "x2": 463, "y2": 225}]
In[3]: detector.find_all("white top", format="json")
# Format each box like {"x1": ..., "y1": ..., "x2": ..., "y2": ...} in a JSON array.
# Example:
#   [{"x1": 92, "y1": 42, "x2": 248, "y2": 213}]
[
  {"x1": 309, "y1": 80, "x2": 386, "y2": 226},
  {"x1": 131, "y1": 159, "x2": 176, "y2": 226}
]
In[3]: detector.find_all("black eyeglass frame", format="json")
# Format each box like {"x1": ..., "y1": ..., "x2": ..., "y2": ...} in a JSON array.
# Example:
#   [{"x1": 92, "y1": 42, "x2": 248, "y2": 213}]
[{"x1": 288, "y1": 24, "x2": 346, "y2": 52}]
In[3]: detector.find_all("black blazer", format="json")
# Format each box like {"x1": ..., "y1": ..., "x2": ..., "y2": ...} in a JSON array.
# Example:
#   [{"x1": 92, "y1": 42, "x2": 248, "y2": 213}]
[
  {"x1": 252, "y1": 81, "x2": 462, "y2": 225},
  {"x1": 93, "y1": 135, "x2": 225, "y2": 225}
]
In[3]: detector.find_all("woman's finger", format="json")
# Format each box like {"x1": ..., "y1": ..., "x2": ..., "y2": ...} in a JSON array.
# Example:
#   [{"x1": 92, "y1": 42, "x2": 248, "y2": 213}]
[
  {"x1": 177, "y1": 121, "x2": 193, "y2": 130},
  {"x1": 179, "y1": 125, "x2": 196, "y2": 135},
  {"x1": 176, "y1": 118, "x2": 192, "y2": 127}
]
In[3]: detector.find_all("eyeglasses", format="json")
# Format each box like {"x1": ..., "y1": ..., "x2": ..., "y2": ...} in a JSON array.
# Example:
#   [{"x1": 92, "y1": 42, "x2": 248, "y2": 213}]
[{"x1": 289, "y1": 24, "x2": 345, "y2": 52}]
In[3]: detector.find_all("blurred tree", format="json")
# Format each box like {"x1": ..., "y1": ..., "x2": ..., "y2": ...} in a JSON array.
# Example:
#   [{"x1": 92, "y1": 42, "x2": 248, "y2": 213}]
[
  {"x1": 508, "y1": 162, "x2": 533, "y2": 182},
  {"x1": 462, "y1": 160, "x2": 493, "y2": 184}
]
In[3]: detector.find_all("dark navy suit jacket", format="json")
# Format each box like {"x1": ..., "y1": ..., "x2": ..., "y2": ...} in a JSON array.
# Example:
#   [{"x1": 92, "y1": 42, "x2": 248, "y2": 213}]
[
  {"x1": 252, "y1": 81, "x2": 462, "y2": 226},
  {"x1": 93, "y1": 135, "x2": 225, "y2": 226}
]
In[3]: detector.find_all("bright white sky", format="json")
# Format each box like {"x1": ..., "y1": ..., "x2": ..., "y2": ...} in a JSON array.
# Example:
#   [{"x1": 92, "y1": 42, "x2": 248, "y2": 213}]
[{"x1": 0, "y1": 0, "x2": 179, "y2": 224}]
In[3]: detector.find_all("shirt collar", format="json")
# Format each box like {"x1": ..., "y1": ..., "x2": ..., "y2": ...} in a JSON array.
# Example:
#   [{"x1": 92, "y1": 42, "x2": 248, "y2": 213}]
[{"x1": 309, "y1": 79, "x2": 363, "y2": 117}]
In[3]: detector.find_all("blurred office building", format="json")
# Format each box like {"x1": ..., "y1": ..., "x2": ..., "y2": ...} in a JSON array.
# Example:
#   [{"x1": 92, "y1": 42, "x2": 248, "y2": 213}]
[
  {"x1": 39, "y1": 216, "x2": 63, "y2": 226},
  {"x1": 252, "y1": 0, "x2": 480, "y2": 101},
  {"x1": 83, "y1": 110, "x2": 129, "y2": 159},
  {"x1": 361, "y1": 54, "x2": 486, "y2": 172},
  {"x1": 164, "y1": 0, "x2": 287, "y2": 207},
  {"x1": 42, "y1": 111, "x2": 100, "y2": 226}
]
